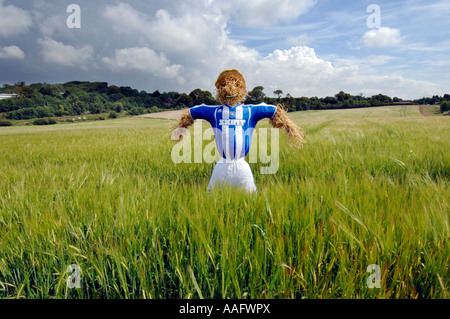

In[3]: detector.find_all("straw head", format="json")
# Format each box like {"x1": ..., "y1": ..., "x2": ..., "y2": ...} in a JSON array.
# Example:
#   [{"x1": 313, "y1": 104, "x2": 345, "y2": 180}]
[
  {"x1": 215, "y1": 69, "x2": 246, "y2": 90},
  {"x1": 215, "y1": 69, "x2": 247, "y2": 106}
]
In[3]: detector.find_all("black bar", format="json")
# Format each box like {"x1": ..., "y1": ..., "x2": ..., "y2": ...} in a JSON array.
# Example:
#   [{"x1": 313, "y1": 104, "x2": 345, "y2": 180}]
[{"x1": 0, "y1": 299, "x2": 446, "y2": 317}]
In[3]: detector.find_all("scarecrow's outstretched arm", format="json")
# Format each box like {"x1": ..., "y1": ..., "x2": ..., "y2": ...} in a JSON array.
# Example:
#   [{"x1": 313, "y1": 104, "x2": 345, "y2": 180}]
[
  {"x1": 171, "y1": 109, "x2": 194, "y2": 141},
  {"x1": 269, "y1": 104, "x2": 305, "y2": 148}
]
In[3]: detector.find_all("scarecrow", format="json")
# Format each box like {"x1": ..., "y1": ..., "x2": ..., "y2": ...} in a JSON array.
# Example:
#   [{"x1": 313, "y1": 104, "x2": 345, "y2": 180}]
[{"x1": 172, "y1": 69, "x2": 305, "y2": 193}]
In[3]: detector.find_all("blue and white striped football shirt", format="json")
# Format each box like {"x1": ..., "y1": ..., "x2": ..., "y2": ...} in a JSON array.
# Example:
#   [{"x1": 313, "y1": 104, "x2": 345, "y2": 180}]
[{"x1": 189, "y1": 103, "x2": 277, "y2": 160}]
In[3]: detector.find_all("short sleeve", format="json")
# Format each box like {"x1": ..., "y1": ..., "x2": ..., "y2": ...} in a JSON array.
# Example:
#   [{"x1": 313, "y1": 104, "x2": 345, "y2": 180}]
[
  {"x1": 249, "y1": 103, "x2": 277, "y2": 125},
  {"x1": 189, "y1": 104, "x2": 219, "y2": 125}
]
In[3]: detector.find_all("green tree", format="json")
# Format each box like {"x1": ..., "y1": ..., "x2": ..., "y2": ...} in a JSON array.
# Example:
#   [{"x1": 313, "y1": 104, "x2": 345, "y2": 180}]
[
  {"x1": 89, "y1": 103, "x2": 103, "y2": 114},
  {"x1": 189, "y1": 89, "x2": 215, "y2": 105},
  {"x1": 39, "y1": 85, "x2": 54, "y2": 96},
  {"x1": 36, "y1": 107, "x2": 54, "y2": 118},
  {"x1": 440, "y1": 101, "x2": 449, "y2": 113},
  {"x1": 274, "y1": 90, "x2": 283, "y2": 99},
  {"x1": 335, "y1": 91, "x2": 351, "y2": 102},
  {"x1": 128, "y1": 107, "x2": 144, "y2": 115},
  {"x1": 371, "y1": 94, "x2": 392, "y2": 104},
  {"x1": 113, "y1": 102, "x2": 124, "y2": 113},
  {"x1": 72, "y1": 101, "x2": 86, "y2": 115},
  {"x1": 108, "y1": 111, "x2": 118, "y2": 118},
  {"x1": 16, "y1": 86, "x2": 35, "y2": 98},
  {"x1": 175, "y1": 93, "x2": 194, "y2": 108},
  {"x1": 107, "y1": 85, "x2": 121, "y2": 95},
  {"x1": 323, "y1": 96, "x2": 337, "y2": 105},
  {"x1": 247, "y1": 86, "x2": 265, "y2": 104}
]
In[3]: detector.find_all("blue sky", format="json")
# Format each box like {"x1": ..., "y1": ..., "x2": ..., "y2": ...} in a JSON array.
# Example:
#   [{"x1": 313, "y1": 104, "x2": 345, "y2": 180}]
[{"x1": 0, "y1": 0, "x2": 449, "y2": 99}]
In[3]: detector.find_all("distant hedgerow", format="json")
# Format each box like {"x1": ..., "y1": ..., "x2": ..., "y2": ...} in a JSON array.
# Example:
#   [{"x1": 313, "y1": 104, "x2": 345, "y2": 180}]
[
  {"x1": 109, "y1": 111, "x2": 118, "y2": 118},
  {"x1": 33, "y1": 118, "x2": 57, "y2": 125},
  {"x1": 0, "y1": 120, "x2": 12, "y2": 126}
]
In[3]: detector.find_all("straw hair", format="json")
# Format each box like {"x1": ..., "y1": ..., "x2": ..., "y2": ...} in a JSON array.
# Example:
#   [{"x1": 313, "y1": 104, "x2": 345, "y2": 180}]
[
  {"x1": 270, "y1": 104, "x2": 305, "y2": 148},
  {"x1": 171, "y1": 109, "x2": 194, "y2": 141},
  {"x1": 215, "y1": 69, "x2": 247, "y2": 106},
  {"x1": 215, "y1": 69, "x2": 246, "y2": 89}
]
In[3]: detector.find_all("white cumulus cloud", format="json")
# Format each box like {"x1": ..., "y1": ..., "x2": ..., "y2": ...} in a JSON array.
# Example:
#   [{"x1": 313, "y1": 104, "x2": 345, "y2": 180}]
[
  {"x1": 362, "y1": 27, "x2": 404, "y2": 48},
  {"x1": 102, "y1": 47, "x2": 184, "y2": 81},
  {"x1": 38, "y1": 15, "x2": 65, "y2": 37},
  {"x1": 101, "y1": 1, "x2": 259, "y2": 83},
  {"x1": 103, "y1": 3, "x2": 150, "y2": 37},
  {"x1": 242, "y1": 46, "x2": 357, "y2": 97},
  {"x1": 0, "y1": 46, "x2": 25, "y2": 59},
  {"x1": 103, "y1": 3, "x2": 229, "y2": 55},
  {"x1": 0, "y1": 0, "x2": 33, "y2": 37},
  {"x1": 37, "y1": 37, "x2": 94, "y2": 69},
  {"x1": 104, "y1": 2, "x2": 410, "y2": 97},
  {"x1": 218, "y1": 46, "x2": 439, "y2": 99}
]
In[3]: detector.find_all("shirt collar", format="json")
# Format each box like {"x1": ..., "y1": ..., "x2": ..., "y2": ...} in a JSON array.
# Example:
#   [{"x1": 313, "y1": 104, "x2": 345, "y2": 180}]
[{"x1": 225, "y1": 103, "x2": 241, "y2": 108}]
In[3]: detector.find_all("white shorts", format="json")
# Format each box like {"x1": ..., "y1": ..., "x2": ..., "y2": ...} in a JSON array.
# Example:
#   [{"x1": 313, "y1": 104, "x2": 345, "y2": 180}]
[{"x1": 208, "y1": 158, "x2": 257, "y2": 193}]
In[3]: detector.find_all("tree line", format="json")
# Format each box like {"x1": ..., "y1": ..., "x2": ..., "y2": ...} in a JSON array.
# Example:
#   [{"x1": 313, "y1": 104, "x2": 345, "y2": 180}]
[{"x1": 0, "y1": 81, "x2": 449, "y2": 121}]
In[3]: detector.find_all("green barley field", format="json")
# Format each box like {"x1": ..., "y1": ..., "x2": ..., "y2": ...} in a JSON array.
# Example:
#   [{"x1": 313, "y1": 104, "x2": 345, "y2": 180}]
[{"x1": 0, "y1": 105, "x2": 448, "y2": 299}]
